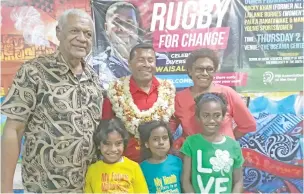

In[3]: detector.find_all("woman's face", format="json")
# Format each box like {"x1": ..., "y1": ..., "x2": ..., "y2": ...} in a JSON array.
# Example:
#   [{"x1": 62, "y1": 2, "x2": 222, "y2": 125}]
[{"x1": 188, "y1": 57, "x2": 216, "y2": 89}]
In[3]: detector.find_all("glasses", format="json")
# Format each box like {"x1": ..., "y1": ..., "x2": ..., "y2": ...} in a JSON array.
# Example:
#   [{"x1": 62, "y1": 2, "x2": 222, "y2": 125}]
[{"x1": 193, "y1": 67, "x2": 215, "y2": 74}]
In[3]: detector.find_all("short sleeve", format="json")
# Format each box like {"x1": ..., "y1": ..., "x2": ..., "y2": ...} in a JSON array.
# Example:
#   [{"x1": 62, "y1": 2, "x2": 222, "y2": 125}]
[
  {"x1": 180, "y1": 138, "x2": 192, "y2": 157},
  {"x1": 133, "y1": 163, "x2": 149, "y2": 193},
  {"x1": 169, "y1": 95, "x2": 182, "y2": 132},
  {"x1": 176, "y1": 157, "x2": 183, "y2": 177},
  {"x1": 84, "y1": 165, "x2": 93, "y2": 193},
  {"x1": 1, "y1": 63, "x2": 39, "y2": 122},
  {"x1": 233, "y1": 142, "x2": 245, "y2": 169},
  {"x1": 177, "y1": 156, "x2": 183, "y2": 168}
]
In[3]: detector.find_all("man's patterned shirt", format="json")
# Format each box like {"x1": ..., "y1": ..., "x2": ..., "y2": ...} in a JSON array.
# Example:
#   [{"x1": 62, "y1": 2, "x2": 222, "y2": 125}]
[{"x1": 1, "y1": 51, "x2": 103, "y2": 193}]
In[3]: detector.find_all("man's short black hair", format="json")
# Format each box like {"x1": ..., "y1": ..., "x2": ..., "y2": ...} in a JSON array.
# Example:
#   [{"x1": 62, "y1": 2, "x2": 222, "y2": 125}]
[{"x1": 129, "y1": 43, "x2": 155, "y2": 61}]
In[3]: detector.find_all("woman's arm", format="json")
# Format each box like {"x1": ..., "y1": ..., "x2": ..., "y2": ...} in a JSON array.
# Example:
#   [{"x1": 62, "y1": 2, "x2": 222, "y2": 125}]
[
  {"x1": 170, "y1": 95, "x2": 184, "y2": 149},
  {"x1": 228, "y1": 87, "x2": 256, "y2": 139},
  {"x1": 232, "y1": 167, "x2": 243, "y2": 193},
  {"x1": 169, "y1": 94, "x2": 181, "y2": 133},
  {"x1": 182, "y1": 156, "x2": 195, "y2": 193}
]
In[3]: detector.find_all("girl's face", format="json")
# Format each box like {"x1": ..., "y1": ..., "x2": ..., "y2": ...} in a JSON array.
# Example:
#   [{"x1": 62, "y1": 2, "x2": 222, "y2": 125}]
[
  {"x1": 100, "y1": 130, "x2": 124, "y2": 164},
  {"x1": 197, "y1": 101, "x2": 224, "y2": 135},
  {"x1": 145, "y1": 126, "x2": 170, "y2": 160}
]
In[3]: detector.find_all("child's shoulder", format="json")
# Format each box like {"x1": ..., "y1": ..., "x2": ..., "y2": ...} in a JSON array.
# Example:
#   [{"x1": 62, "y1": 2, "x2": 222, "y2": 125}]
[
  {"x1": 167, "y1": 154, "x2": 182, "y2": 166},
  {"x1": 185, "y1": 133, "x2": 202, "y2": 141},
  {"x1": 223, "y1": 136, "x2": 242, "y2": 148},
  {"x1": 168, "y1": 154, "x2": 182, "y2": 162},
  {"x1": 88, "y1": 160, "x2": 103, "y2": 170},
  {"x1": 225, "y1": 136, "x2": 240, "y2": 144},
  {"x1": 124, "y1": 156, "x2": 140, "y2": 167},
  {"x1": 140, "y1": 155, "x2": 182, "y2": 168}
]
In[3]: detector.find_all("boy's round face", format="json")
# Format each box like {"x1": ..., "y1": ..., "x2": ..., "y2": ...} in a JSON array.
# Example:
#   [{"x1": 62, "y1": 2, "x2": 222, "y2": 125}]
[
  {"x1": 100, "y1": 131, "x2": 124, "y2": 163},
  {"x1": 198, "y1": 101, "x2": 224, "y2": 135},
  {"x1": 145, "y1": 126, "x2": 170, "y2": 159}
]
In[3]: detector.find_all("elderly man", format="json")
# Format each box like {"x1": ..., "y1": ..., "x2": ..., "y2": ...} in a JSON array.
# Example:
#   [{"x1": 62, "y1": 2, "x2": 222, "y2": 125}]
[
  {"x1": 1, "y1": 9, "x2": 103, "y2": 193},
  {"x1": 102, "y1": 43, "x2": 175, "y2": 163}
]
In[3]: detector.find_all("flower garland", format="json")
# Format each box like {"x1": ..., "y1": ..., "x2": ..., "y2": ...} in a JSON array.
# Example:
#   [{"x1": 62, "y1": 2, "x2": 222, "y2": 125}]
[{"x1": 107, "y1": 76, "x2": 175, "y2": 138}]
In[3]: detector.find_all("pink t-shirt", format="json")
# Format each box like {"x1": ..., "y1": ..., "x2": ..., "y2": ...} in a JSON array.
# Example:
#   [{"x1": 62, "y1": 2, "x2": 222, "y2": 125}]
[{"x1": 170, "y1": 84, "x2": 256, "y2": 144}]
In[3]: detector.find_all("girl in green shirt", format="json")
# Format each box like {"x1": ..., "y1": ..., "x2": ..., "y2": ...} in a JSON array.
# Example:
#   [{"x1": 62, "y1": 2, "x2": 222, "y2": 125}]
[{"x1": 181, "y1": 93, "x2": 244, "y2": 193}]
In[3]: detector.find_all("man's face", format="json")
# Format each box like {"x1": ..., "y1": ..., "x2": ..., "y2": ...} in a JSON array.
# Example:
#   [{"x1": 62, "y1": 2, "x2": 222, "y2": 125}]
[
  {"x1": 129, "y1": 48, "x2": 156, "y2": 82},
  {"x1": 56, "y1": 14, "x2": 93, "y2": 59},
  {"x1": 105, "y1": 6, "x2": 139, "y2": 59}
]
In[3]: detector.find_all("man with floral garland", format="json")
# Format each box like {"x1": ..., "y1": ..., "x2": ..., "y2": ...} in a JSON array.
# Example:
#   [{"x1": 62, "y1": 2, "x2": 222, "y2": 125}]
[{"x1": 102, "y1": 43, "x2": 175, "y2": 163}]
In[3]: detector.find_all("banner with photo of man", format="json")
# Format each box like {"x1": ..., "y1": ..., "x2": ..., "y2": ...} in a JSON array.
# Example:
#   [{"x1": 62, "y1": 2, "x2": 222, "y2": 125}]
[
  {"x1": 91, "y1": 0, "x2": 303, "y2": 92},
  {"x1": 91, "y1": 0, "x2": 245, "y2": 90}
]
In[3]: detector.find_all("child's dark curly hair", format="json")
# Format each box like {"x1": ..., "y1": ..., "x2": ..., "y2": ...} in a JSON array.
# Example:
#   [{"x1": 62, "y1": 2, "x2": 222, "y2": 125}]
[{"x1": 194, "y1": 92, "x2": 228, "y2": 117}]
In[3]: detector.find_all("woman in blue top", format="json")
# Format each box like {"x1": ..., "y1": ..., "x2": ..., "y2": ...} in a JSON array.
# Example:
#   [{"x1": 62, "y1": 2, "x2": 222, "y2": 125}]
[{"x1": 139, "y1": 121, "x2": 182, "y2": 193}]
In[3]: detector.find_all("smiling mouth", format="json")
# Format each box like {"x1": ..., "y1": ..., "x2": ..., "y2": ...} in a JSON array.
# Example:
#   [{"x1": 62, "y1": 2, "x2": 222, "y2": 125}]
[
  {"x1": 140, "y1": 71, "x2": 151, "y2": 74},
  {"x1": 206, "y1": 124, "x2": 217, "y2": 126},
  {"x1": 198, "y1": 77, "x2": 209, "y2": 81},
  {"x1": 106, "y1": 153, "x2": 118, "y2": 157},
  {"x1": 74, "y1": 46, "x2": 86, "y2": 50}
]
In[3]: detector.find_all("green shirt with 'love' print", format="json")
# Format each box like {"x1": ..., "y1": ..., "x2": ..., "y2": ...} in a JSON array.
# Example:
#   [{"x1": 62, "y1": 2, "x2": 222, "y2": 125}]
[{"x1": 181, "y1": 134, "x2": 244, "y2": 194}]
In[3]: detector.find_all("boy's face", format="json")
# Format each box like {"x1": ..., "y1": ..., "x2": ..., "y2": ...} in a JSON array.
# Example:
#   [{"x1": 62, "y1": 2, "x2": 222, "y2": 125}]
[
  {"x1": 197, "y1": 101, "x2": 224, "y2": 135},
  {"x1": 145, "y1": 126, "x2": 170, "y2": 160},
  {"x1": 100, "y1": 130, "x2": 124, "y2": 163}
]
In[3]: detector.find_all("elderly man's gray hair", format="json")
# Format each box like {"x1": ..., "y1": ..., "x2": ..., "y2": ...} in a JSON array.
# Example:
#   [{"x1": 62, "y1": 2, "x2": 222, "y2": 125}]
[{"x1": 57, "y1": 9, "x2": 93, "y2": 30}]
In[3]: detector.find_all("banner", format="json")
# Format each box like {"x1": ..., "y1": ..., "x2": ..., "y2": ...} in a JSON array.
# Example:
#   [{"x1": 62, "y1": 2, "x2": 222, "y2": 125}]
[
  {"x1": 91, "y1": 0, "x2": 303, "y2": 92},
  {"x1": 241, "y1": 0, "x2": 304, "y2": 68},
  {"x1": 91, "y1": 0, "x2": 243, "y2": 88},
  {"x1": 237, "y1": 67, "x2": 303, "y2": 92},
  {"x1": 242, "y1": 148, "x2": 303, "y2": 179},
  {"x1": 1, "y1": 35, "x2": 56, "y2": 62}
]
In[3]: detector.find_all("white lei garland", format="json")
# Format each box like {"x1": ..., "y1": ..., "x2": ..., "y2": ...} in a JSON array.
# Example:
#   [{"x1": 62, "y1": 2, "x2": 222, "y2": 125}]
[{"x1": 107, "y1": 76, "x2": 175, "y2": 138}]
